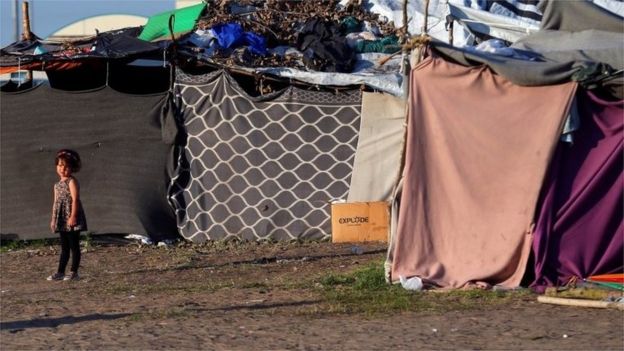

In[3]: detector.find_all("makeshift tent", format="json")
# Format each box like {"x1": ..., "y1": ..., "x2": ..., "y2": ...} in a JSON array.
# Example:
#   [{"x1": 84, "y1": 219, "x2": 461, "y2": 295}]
[
  {"x1": 0, "y1": 83, "x2": 178, "y2": 241},
  {"x1": 386, "y1": 0, "x2": 623, "y2": 290}
]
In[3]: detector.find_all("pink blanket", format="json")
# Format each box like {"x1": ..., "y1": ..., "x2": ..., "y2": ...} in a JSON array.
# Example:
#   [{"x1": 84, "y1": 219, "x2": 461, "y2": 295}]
[{"x1": 390, "y1": 57, "x2": 577, "y2": 288}]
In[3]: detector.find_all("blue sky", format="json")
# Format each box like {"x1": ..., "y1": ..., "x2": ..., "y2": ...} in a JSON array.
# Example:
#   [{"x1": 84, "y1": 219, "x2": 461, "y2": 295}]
[{"x1": 0, "y1": 0, "x2": 179, "y2": 47}]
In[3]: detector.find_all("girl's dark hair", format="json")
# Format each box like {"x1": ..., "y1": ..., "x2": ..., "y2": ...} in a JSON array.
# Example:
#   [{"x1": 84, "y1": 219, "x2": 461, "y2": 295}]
[{"x1": 55, "y1": 149, "x2": 82, "y2": 173}]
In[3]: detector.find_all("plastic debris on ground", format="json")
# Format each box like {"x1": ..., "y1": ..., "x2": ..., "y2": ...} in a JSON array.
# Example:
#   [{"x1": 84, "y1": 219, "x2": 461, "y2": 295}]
[
  {"x1": 399, "y1": 275, "x2": 423, "y2": 291},
  {"x1": 124, "y1": 234, "x2": 154, "y2": 245},
  {"x1": 157, "y1": 239, "x2": 177, "y2": 248}
]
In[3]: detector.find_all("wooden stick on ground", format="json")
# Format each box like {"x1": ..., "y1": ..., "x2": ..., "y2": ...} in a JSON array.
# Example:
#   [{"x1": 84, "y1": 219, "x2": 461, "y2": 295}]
[
  {"x1": 537, "y1": 296, "x2": 624, "y2": 310},
  {"x1": 545, "y1": 287, "x2": 623, "y2": 300}
]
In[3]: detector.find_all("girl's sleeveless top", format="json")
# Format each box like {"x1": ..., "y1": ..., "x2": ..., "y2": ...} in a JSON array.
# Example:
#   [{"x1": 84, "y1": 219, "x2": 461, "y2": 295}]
[{"x1": 52, "y1": 177, "x2": 87, "y2": 232}]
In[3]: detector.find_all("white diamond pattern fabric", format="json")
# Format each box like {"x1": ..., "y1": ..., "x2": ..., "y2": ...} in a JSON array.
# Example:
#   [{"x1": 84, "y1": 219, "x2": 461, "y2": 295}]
[{"x1": 171, "y1": 70, "x2": 362, "y2": 242}]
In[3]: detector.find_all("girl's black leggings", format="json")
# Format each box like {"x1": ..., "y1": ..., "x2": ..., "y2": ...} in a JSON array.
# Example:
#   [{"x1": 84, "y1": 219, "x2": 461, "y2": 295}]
[{"x1": 58, "y1": 231, "x2": 81, "y2": 274}]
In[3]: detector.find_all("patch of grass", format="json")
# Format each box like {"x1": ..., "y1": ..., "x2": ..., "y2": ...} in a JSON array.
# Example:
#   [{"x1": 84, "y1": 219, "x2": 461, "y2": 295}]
[
  {"x1": 128, "y1": 313, "x2": 143, "y2": 322},
  {"x1": 319, "y1": 273, "x2": 355, "y2": 287},
  {"x1": 0, "y1": 233, "x2": 100, "y2": 253},
  {"x1": 314, "y1": 261, "x2": 533, "y2": 315},
  {"x1": 0, "y1": 238, "x2": 57, "y2": 253},
  {"x1": 82, "y1": 232, "x2": 94, "y2": 249}
]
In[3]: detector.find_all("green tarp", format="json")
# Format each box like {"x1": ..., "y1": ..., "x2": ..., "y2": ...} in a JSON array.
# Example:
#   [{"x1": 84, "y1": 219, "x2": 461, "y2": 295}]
[{"x1": 138, "y1": 3, "x2": 205, "y2": 42}]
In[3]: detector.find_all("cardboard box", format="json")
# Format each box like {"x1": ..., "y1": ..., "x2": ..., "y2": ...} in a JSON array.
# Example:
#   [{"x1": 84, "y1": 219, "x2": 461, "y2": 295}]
[{"x1": 331, "y1": 201, "x2": 389, "y2": 243}]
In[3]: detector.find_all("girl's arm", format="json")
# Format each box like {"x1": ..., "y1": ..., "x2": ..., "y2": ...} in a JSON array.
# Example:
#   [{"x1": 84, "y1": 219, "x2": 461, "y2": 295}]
[
  {"x1": 50, "y1": 187, "x2": 57, "y2": 231},
  {"x1": 68, "y1": 178, "x2": 80, "y2": 228}
]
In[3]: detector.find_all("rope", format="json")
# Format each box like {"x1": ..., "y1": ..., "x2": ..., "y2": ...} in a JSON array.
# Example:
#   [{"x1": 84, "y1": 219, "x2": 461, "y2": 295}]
[
  {"x1": 377, "y1": 34, "x2": 430, "y2": 66},
  {"x1": 404, "y1": 34, "x2": 432, "y2": 50}
]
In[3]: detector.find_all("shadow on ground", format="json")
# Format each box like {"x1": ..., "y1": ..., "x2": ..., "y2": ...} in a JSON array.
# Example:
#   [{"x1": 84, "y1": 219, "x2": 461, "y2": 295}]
[{"x1": 1, "y1": 312, "x2": 131, "y2": 331}]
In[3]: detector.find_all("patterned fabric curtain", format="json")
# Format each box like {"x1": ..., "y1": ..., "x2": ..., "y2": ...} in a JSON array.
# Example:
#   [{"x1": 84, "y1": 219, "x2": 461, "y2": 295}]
[{"x1": 171, "y1": 70, "x2": 361, "y2": 242}]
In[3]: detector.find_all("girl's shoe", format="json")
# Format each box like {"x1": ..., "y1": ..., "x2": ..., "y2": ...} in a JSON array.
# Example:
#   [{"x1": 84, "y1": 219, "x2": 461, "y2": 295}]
[
  {"x1": 47, "y1": 272, "x2": 64, "y2": 281},
  {"x1": 63, "y1": 272, "x2": 79, "y2": 281}
]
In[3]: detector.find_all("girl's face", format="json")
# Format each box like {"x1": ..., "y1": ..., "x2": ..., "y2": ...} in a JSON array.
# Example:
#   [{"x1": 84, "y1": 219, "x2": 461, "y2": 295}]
[{"x1": 56, "y1": 160, "x2": 72, "y2": 178}]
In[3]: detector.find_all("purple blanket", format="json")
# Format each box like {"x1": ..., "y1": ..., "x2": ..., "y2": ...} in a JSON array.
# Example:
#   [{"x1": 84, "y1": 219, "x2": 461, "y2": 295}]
[{"x1": 531, "y1": 90, "x2": 624, "y2": 292}]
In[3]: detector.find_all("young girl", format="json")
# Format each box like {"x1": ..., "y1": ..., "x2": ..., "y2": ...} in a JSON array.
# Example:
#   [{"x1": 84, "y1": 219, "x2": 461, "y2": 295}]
[{"x1": 47, "y1": 149, "x2": 87, "y2": 281}]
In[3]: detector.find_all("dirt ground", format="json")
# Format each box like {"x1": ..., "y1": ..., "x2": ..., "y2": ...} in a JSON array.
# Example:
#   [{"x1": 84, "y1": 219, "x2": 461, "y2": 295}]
[{"x1": 1, "y1": 238, "x2": 622, "y2": 351}]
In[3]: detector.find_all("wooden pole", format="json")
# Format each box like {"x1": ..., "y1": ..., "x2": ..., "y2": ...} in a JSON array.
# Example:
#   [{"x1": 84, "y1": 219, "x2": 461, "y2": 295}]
[
  {"x1": 545, "y1": 287, "x2": 623, "y2": 301},
  {"x1": 417, "y1": 0, "x2": 431, "y2": 64},
  {"x1": 448, "y1": 18, "x2": 454, "y2": 46},
  {"x1": 21, "y1": 1, "x2": 32, "y2": 41},
  {"x1": 21, "y1": 1, "x2": 33, "y2": 82},
  {"x1": 421, "y1": 0, "x2": 430, "y2": 34},
  {"x1": 402, "y1": 0, "x2": 408, "y2": 36}
]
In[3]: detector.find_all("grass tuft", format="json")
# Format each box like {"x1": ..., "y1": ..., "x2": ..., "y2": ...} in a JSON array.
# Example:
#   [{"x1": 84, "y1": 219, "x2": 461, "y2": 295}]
[
  {"x1": 0, "y1": 238, "x2": 57, "y2": 253},
  {"x1": 314, "y1": 261, "x2": 533, "y2": 315},
  {"x1": 1, "y1": 233, "x2": 95, "y2": 253}
]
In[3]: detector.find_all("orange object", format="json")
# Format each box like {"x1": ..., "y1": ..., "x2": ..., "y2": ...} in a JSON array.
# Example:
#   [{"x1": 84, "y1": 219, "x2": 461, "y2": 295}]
[
  {"x1": 331, "y1": 201, "x2": 389, "y2": 243},
  {"x1": 588, "y1": 274, "x2": 624, "y2": 283}
]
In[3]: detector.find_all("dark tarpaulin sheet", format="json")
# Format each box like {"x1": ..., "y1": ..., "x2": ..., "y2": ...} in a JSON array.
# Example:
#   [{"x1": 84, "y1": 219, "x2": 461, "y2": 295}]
[
  {"x1": 430, "y1": 27, "x2": 623, "y2": 89},
  {"x1": 0, "y1": 27, "x2": 162, "y2": 72},
  {"x1": 510, "y1": 29, "x2": 624, "y2": 77},
  {"x1": 44, "y1": 61, "x2": 171, "y2": 93},
  {"x1": 172, "y1": 69, "x2": 361, "y2": 242},
  {"x1": 538, "y1": 0, "x2": 624, "y2": 32},
  {"x1": 0, "y1": 85, "x2": 178, "y2": 241},
  {"x1": 530, "y1": 91, "x2": 624, "y2": 293},
  {"x1": 91, "y1": 27, "x2": 162, "y2": 59},
  {"x1": 432, "y1": 1, "x2": 623, "y2": 91}
]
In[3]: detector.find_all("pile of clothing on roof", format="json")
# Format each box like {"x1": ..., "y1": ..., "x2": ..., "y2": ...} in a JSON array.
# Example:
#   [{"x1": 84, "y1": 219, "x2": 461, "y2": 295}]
[
  {"x1": 179, "y1": 0, "x2": 402, "y2": 72},
  {"x1": 0, "y1": 0, "x2": 405, "y2": 77}
]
